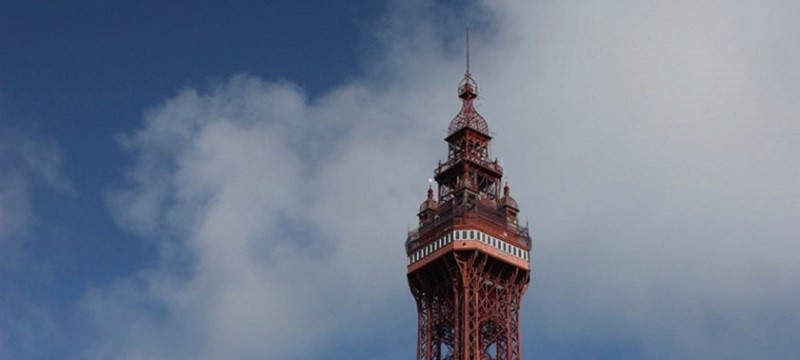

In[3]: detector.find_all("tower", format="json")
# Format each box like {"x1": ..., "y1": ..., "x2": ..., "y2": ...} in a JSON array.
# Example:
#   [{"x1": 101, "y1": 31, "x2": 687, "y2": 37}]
[{"x1": 405, "y1": 37, "x2": 531, "y2": 360}]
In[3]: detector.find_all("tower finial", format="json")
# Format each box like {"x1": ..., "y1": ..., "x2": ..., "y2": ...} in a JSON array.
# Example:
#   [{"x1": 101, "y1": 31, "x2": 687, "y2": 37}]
[
  {"x1": 466, "y1": 27, "x2": 470, "y2": 76},
  {"x1": 457, "y1": 27, "x2": 478, "y2": 102}
]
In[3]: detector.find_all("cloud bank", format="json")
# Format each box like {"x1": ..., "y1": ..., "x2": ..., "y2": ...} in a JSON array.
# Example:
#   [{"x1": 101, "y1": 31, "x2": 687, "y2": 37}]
[{"x1": 89, "y1": 1, "x2": 799, "y2": 359}]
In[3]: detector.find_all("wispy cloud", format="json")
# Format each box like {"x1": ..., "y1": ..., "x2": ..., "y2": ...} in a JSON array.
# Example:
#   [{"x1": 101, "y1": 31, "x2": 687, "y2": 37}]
[
  {"x1": 0, "y1": 132, "x2": 73, "y2": 266},
  {"x1": 0, "y1": 129, "x2": 73, "y2": 357}
]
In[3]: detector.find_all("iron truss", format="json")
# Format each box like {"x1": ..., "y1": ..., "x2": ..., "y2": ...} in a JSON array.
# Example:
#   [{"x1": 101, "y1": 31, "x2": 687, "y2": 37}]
[{"x1": 409, "y1": 251, "x2": 529, "y2": 360}]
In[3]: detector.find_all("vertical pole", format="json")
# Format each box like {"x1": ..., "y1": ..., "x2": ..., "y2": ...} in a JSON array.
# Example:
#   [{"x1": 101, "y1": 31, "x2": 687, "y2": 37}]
[{"x1": 466, "y1": 27, "x2": 470, "y2": 75}]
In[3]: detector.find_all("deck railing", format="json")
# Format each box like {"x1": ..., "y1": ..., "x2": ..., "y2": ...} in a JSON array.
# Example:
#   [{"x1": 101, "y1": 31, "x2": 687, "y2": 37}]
[{"x1": 406, "y1": 200, "x2": 531, "y2": 249}]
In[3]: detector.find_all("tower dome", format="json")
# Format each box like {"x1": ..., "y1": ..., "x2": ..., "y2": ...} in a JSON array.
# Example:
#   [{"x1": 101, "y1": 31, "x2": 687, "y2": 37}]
[
  {"x1": 499, "y1": 183, "x2": 519, "y2": 210},
  {"x1": 447, "y1": 73, "x2": 489, "y2": 136},
  {"x1": 419, "y1": 186, "x2": 438, "y2": 213}
]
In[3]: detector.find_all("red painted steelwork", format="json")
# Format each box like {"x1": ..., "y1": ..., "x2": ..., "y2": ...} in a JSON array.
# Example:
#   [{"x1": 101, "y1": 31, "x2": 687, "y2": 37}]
[{"x1": 407, "y1": 58, "x2": 531, "y2": 360}]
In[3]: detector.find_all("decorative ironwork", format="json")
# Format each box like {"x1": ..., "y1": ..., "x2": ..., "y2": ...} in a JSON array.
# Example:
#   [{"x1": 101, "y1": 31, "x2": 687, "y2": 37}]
[
  {"x1": 409, "y1": 251, "x2": 529, "y2": 360},
  {"x1": 448, "y1": 75, "x2": 489, "y2": 136},
  {"x1": 407, "y1": 32, "x2": 531, "y2": 360}
]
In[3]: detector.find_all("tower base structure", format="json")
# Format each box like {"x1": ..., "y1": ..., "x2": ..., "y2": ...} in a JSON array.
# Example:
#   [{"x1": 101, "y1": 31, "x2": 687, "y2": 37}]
[{"x1": 409, "y1": 250, "x2": 529, "y2": 360}]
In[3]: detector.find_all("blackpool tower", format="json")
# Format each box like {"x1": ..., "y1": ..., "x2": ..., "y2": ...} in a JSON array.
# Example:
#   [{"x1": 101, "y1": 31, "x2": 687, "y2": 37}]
[{"x1": 405, "y1": 37, "x2": 532, "y2": 360}]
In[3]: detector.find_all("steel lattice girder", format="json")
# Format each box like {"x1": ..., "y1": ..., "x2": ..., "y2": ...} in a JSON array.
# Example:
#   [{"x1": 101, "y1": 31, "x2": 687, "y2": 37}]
[{"x1": 409, "y1": 251, "x2": 529, "y2": 360}]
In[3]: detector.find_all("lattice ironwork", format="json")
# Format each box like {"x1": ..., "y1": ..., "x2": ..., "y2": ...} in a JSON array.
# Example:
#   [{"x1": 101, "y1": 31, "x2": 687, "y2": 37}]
[
  {"x1": 409, "y1": 251, "x2": 529, "y2": 360},
  {"x1": 448, "y1": 75, "x2": 489, "y2": 136},
  {"x1": 408, "y1": 34, "x2": 531, "y2": 360}
]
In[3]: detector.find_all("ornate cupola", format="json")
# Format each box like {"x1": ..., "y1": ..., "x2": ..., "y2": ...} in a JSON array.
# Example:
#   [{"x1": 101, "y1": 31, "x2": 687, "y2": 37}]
[
  {"x1": 434, "y1": 61, "x2": 503, "y2": 211},
  {"x1": 499, "y1": 183, "x2": 520, "y2": 226},
  {"x1": 418, "y1": 185, "x2": 438, "y2": 225}
]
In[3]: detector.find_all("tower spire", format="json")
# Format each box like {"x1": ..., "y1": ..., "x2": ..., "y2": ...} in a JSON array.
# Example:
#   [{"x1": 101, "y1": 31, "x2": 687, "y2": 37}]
[
  {"x1": 450, "y1": 28, "x2": 486, "y2": 136},
  {"x1": 466, "y1": 27, "x2": 470, "y2": 76},
  {"x1": 458, "y1": 27, "x2": 477, "y2": 101}
]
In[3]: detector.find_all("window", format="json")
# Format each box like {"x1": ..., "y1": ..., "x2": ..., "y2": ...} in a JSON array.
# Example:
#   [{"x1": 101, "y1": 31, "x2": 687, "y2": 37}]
[
  {"x1": 462, "y1": 231, "x2": 467, "y2": 239},
  {"x1": 470, "y1": 231, "x2": 475, "y2": 239},
  {"x1": 455, "y1": 231, "x2": 459, "y2": 240}
]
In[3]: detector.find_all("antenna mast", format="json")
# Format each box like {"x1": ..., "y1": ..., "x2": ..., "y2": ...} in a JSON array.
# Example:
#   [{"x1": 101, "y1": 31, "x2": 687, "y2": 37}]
[{"x1": 466, "y1": 27, "x2": 470, "y2": 75}]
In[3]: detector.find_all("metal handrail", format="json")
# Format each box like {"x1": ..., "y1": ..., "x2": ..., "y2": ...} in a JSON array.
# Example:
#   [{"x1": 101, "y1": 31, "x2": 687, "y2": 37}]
[
  {"x1": 406, "y1": 200, "x2": 531, "y2": 249},
  {"x1": 434, "y1": 156, "x2": 503, "y2": 177}
]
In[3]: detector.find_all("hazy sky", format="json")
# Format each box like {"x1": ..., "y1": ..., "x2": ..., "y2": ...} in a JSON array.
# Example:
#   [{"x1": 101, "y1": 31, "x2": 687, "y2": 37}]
[{"x1": 1, "y1": 1, "x2": 799, "y2": 359}]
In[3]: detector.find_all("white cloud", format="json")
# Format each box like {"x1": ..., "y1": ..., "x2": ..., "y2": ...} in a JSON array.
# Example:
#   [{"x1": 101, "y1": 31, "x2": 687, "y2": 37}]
[
  {"x1": 94, "y1": 1, "x2": 800, "y2": 359},
  {"x1": 95, "y1": 74, "x2": 442, "y2": 359},
  {"x1": 487, "y1": 1, "x2": 800, "y2": 358}
]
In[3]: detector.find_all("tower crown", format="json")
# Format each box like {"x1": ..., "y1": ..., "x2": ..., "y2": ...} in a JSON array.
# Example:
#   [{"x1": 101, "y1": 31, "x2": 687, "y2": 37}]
[
  {"x1": 435, "y1": 66, "x2": 501, "y2": 208},
  {"x1": 448, "y1": 73, "x2": 489, "y2": 136}
]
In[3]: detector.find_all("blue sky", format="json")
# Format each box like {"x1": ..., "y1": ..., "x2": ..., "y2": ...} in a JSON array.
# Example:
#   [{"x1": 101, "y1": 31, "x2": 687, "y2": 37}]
[
  {"x1": 2, "y1": 1, "x2": 799, "y2": 359},
  {"x1": 2, "y1": 2, "x2": 383, "y2": 356}
]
